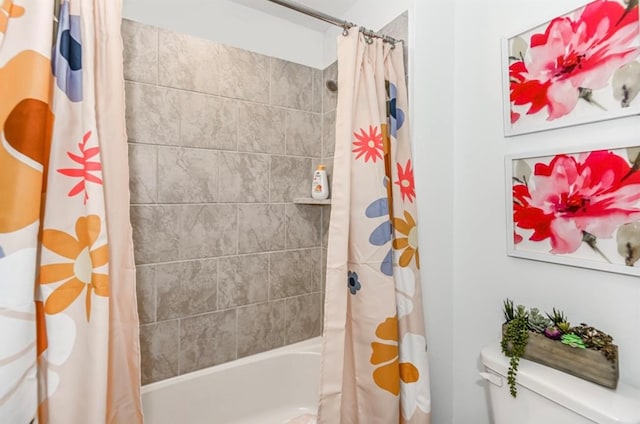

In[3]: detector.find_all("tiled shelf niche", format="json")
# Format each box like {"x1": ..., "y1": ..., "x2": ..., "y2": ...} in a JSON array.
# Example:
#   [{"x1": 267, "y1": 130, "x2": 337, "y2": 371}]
[{"x1": 293, "y1": 197, "x2": 331, "y2": 205}]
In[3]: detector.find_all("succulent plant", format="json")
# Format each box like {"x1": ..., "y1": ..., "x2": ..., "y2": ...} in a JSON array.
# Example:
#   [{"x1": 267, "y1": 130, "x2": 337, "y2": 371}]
[
  {"x1": 546, "y1": 308, "x2": 570, "y2": 333},
  {"x1": 544, "y1": 326, "x2": 562, "y2": 340},
  {"x1": 501, "y1": 299, "x2": 529, "y2": 398},
  {"x1": 503, "y1": 298, "x2": 515, "y2": 322},
  {"x1": 557, "y1": 322, "x2": 572, "y2": 334},
  {"x1": 561, "y1": 333, "x2": 586, "y2": 349},
  {"x1": 527, "y1": 308, "x2": 551, "y2": 333},
  {"x1": 571, "y1": 323, "x2": 617, "y2": 362}
]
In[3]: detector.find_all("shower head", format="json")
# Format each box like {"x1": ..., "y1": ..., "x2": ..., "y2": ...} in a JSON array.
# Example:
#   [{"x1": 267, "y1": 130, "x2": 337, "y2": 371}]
[{"x1": 326, "y1": 80, "x2": 338, "y2": 92}]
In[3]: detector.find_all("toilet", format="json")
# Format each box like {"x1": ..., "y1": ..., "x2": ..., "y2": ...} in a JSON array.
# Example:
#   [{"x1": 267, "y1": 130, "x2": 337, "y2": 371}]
[{"x1": 480, "y1": 343, "x2": 640, "y2": 424}]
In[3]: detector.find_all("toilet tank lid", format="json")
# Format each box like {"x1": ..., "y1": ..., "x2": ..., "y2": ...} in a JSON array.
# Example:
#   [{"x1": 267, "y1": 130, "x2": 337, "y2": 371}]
[{"x1": 481, "y1": 343, "x2": 640, "y2": 424}]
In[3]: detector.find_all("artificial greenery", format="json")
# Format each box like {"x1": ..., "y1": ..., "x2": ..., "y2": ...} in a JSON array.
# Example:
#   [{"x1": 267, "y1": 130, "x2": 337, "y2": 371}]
[
  {"x1": 527, "y1": 308, "x2": 551, "y2": 333},
  {"x1": 561, "y1": 333, "x2": 587, "y2": 349},
  {"x1": 500, "y1": 299, "x2": 617, "y2": 397},
  {"x1": 500, "y1": 299, "x2": 529, "y2": 397},
  {"x1": 572, "y1": 323, "x2": 617, "y2": 361}
]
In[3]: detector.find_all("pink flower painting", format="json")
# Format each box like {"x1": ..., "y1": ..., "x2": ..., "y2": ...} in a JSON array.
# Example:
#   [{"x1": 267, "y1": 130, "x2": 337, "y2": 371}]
[
  {"x1": 511, "y1": 146, "x2": 640, "y2": 273},
  {"x1": 506, "y1": 0, "x2": 640, "y2": 134}
]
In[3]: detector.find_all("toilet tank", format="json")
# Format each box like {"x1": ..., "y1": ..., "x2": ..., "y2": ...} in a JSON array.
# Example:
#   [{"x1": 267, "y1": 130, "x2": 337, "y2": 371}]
[{"x1": 480, "y1": 343, "x2": 640, "y2": 424}]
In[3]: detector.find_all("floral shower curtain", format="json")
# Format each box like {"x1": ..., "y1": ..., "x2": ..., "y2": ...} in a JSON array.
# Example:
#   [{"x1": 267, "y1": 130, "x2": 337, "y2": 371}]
[
  {"x1": 318, "y1": 29, "x2": 431, "y2": 423},
  {"x1": 0, "y1": 0, "x2": 142, "y2": 422}
]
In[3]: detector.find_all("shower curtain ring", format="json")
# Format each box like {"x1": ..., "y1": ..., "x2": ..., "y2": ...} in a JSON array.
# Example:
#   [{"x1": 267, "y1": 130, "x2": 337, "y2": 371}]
[
  {"x1": 342, "y1": 21, "x2": 350, "y2": 36},
  {"x1": 366, "y1": 29, "x2": 374, "y2": 44}
]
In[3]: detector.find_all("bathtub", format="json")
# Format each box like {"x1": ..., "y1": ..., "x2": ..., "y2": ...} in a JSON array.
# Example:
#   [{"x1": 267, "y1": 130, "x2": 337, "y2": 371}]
[{"x1": 141, "y1": 337, "x2": 321, "y2": 424}]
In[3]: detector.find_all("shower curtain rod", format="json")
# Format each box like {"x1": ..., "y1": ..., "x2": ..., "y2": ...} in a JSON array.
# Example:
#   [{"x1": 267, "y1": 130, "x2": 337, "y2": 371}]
[{"x1": 266, "y1": 0, "x2": 402, "y2": 45}]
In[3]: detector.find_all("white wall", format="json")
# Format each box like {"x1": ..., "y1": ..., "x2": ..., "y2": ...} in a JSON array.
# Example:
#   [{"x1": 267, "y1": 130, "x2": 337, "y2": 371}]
[
  {"x1": 410, "y1": 1, "x2": 455, "y2": 423},
  {"x1": 122, "y1": 0, "x2": 325, "y2": 68},
  {"x1": 449, "y1": 1, "x2": 640, "y2": 423}
]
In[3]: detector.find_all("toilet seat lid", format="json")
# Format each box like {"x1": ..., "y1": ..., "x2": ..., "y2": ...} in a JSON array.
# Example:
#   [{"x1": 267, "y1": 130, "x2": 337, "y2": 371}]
[{"x1": 481, "y1": 343, "x2": 640, "y2": 424}]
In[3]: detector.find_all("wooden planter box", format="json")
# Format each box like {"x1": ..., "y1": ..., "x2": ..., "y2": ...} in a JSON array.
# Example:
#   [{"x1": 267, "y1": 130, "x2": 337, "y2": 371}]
[{"x1": 502, "y1": 324, "x2": 619, "y2": 389}]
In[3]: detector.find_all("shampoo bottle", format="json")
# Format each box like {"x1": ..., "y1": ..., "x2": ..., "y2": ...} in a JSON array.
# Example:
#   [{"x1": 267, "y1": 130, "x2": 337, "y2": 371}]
[{"x1": 311, "y1": 164, "x2": 329, "y2": 200}]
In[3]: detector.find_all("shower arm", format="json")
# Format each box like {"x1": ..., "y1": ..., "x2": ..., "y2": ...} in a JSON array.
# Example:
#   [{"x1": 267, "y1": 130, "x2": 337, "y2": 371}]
[{"x1": 265, "y1": 0, "x2": 402, "y2": 45}]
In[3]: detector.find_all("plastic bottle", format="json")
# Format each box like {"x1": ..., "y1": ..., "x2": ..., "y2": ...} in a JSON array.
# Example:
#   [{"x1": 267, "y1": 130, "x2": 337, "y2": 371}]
[{"x1": 311, "y1": 164, "x2": 329, "y2": 200}]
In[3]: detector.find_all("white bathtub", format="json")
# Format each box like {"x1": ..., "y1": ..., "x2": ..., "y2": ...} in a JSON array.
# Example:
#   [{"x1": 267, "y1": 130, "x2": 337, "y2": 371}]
[{"x1": 141, "y1": 337, "x2": 321, "y2": 424}]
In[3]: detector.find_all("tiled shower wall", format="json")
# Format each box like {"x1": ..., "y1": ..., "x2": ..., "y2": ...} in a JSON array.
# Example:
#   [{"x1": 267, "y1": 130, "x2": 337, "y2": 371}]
[
  {"x1": 122, "y1": 19, "x2": 328, "y2": 385},
  {"x1": 122, "y1": 11, "x2": 408, "y2": 386}
]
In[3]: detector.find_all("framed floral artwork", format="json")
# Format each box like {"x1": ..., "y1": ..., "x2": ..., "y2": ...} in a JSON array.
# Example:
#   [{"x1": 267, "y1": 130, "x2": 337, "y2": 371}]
[
  {"x1": 506, "y1": 144, "x2": 640, "y2": 276},
  {"x1": 503, "y1": 0, "x2": 640, "y2": 136}
]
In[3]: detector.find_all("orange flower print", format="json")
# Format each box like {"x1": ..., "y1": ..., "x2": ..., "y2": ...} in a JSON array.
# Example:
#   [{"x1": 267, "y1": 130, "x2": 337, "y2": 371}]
[
  {"x1": 370, "y1": 316, "x2": 419, "y2": 395},
  {"x1": 0, "y1": 0, "x2": 25, "y2": 36},
  {"x1": 353, "y1": 125, "x2": 384, "y2": 163},
  {"x1": 393, "y1": 210, "x2": 420, "y2": 268},
  {"x1": 39, "y1": 215, "x2": 109, "y2": 321}
]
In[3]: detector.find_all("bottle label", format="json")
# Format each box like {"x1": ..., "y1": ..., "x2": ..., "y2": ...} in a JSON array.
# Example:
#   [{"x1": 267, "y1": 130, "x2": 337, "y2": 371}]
[{"x1": 313, "y1": 172, "x2": 323, "y2": 191}]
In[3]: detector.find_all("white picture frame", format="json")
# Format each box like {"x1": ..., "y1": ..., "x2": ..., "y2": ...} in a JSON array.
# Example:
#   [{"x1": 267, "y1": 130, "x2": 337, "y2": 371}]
[
  {"x1": 505, "y1": 143, "x2": 640, "y2": 276},
  {"x1": 502, "y1": 0, "x2": 640, "y2": 137}
]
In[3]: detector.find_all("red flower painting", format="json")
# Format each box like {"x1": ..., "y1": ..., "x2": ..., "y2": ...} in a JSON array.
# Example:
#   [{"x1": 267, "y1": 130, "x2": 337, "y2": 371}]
[
  {"x1": 353, "y1": 125, "x2": 384, "y2": 163},
  {"x1": 509, "y1": 0, "x2": 640, "y2": 124},
  {"x1": 513, "y1": 150, "x2": 640, "y2": 255}
]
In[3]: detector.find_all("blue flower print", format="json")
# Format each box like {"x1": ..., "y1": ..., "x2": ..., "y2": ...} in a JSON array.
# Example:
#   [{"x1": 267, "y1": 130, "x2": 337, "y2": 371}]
[
  {"x1": 387, "y1": 82, "x2": 405, "y2": 138},
  {"x1": 52, "y1": 1, "x2": 83, "y2": 102},
  {"x1": 365, "y1": 177, "x2": 393, "y2": 276},
  {"x1": 347, "y1": 271, "x2": 361, "y2": 295}
]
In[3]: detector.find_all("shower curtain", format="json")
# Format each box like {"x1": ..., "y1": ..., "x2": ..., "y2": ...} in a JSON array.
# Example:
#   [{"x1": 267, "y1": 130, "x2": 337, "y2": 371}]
[
  {"x1": 0, "y1": 0, "x2": 143, "y2": 422},
  {"x1": 318, "y1": 28, "x2": 431, "y2": 423}
]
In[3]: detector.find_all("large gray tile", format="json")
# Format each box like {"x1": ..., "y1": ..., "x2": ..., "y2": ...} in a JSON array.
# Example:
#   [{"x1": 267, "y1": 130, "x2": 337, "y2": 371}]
[
  {"x1": 270, "y1": 58, "x2": 314, "y2": 111},
  {"x1": 380, "y1": 11, "x2": 408, "y2": 44},
  {"x1": 219, "y1": 152, "x2": 270, "y2": 203},
  {"x1": 269, "y1": 249, "x2": 320, "y2": 299},
  {"x1": 125, "y1": 82, "x2": 180, "y2": 145},
  {"x1": 285, "y1": 110, "x2": 321, "y2": 157},
  {"x1": 136, "y1": 264, "x2": 156, "y2": 324},
  {"x1": 270, "y1": 156, "x2": 312, "y2": 202},
  {"x1": 238, "y1": 204, "x2": 285, "y2": 254},
  {"x1": 158, "y1": 147, "x2": 218, "y2": 203},
  {"x1": 237, "y1": 301, "x2": 284, "y2": 357},
  {"x1": 179, "y1": 205, "x2": 237, "y2": 259},
  {"x1": 311, "y1": 68, "x2": 322, "y2": 113},
  {"x1": 322, "y1": 111, "x2": 336, "y2": 158},
  {"x1": 218, "y1": 254, "x2": 269, "y2": 309},
  {"x1": 218, "y1": 45, "x2": 270, "y2": 103},
  {"x1": 158, "y1": 29, "x2": 219, "y2": 94},
  {"x1": 128, "y1": 143, "x2": 157, "y2": 204},
  {"x1": 156, "y1": 259, "x2": 217, "y2": 321},
  {"x1": 180, "y1": 310, "x2": 236, "y2": 374},
  {"x1": 140, "y1": 320, "x2": 179, "y2": 385},
  {"x1": 285, "y1": 293, "x2": 322, "y2": 344},
  {"x1": 130, "y1": 205, "x2": 180, "y2": 264},
  {"x1": 322, "y1": 61, "x2": 338, "y2": 113},
  {"x1": 180, "y1": 91, "x2": 237, "y2": 150},
  {"x1": 321, "y1": 200, "x2": 331, "y2": 247},
  {"x1": 285, "y1": 204, "x2": 321, "y2": 249},
  {"x1": 237, "y1": 102, "x2": 285, "y2": 154},
  {"x1": 380, "y1": 11, "x2": 409, "y2": 74},
  {"x1": 122, "y1": 19, "x2": 158, "y2": 84}
]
